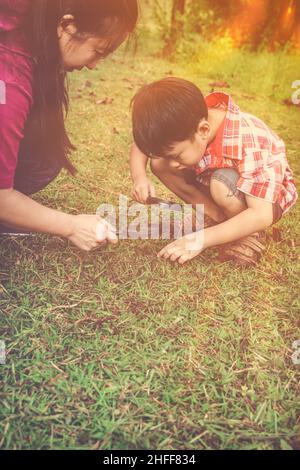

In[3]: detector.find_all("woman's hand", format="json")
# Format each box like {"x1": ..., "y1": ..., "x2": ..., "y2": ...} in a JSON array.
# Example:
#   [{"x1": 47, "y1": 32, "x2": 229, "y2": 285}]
[
  {"x1": 157, "y1": 231, "x2": 205, "y2": 265},
  {"x1": 67, "y1": 215, "x2": 118, "y2": 252},
  {"x1": 132, "y1": 177, "x2": 156, "y2": 204}
]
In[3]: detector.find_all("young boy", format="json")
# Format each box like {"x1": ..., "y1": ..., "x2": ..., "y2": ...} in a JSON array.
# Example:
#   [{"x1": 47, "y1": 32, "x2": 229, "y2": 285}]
[{"x1": 130, "y1": 78, "x2": 298, "y2": 266}]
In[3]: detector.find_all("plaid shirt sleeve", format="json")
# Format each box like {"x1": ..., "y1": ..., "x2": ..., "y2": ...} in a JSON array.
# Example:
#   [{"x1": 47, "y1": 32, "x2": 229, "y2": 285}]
[
  {"x1": 237, "y1": 148, "x2": 286, "y2": 203},
  {"x1": 197, "y1": 93, "x2": 298, "y2": 215},
  {"x1": 235, "y1": 114, "x2": 298, "y2": 213}
]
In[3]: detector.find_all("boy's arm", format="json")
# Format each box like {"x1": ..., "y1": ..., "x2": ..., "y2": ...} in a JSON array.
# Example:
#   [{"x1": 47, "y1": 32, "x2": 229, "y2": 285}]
[
  {"x1": 130, "y1": 143, "x2": 149, "y2": 182},
  {"x1": 158, "y1": 195, "x2": 274, "y2": 264},
  {"x1": 130, "y1": 143, "x2": 156, "y2": 203},
  {"x1": 203, "y1": 195, "x2": 273, "y2": 249}
]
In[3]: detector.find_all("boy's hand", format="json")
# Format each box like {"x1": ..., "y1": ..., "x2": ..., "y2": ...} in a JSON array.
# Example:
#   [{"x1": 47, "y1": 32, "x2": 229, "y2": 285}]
[
  {"x1": 157, "y1": 231, "x2": 205, "y2": 265},
  {"x1": 132, "y1": 177, "x2": 156, "y2": 204}
]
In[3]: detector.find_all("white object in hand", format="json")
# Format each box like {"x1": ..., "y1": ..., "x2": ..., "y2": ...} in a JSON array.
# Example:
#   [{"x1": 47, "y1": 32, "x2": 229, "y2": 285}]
[{"x1": 96, "y1": 221, "x2": 108, "y2": 241}]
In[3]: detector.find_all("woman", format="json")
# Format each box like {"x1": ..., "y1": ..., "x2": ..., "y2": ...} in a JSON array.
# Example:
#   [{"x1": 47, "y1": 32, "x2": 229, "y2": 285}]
[{"x1": 0, "y1": 0, "x2": 138, "y2": 251}]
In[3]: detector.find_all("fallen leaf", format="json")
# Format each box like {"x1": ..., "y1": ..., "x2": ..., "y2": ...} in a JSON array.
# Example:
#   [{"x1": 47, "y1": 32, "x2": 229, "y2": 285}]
[
  {"x1": 83, "y1": 80, "x2": 92, "y2": 88},
  {"x1": 282, "y1": 98, "x2": 300, "y2": 107},
  {"x1": 242, "y1": 94, "x2": 256, "y2": 101},
  {"x1": 209, "y1": 80, "x2": 230, "y2": 88},
  {"x1": 96, "y1": 97, "x2": 114, "y2": 105}
]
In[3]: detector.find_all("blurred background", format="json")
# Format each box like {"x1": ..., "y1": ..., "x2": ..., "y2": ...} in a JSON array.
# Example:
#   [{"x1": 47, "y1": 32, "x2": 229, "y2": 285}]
[{"x1": 136, "y1": 0, "x2": 300, "y2": 102}]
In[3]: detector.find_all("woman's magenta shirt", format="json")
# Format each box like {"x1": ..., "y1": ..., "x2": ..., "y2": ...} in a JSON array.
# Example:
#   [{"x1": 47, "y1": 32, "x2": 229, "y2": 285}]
[{"x1": 0, "y1": 0, "x2": 34, "y2": 189}]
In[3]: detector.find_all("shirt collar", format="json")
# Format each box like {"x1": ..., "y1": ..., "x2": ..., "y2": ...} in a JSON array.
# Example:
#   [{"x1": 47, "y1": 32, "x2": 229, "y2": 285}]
[{"x1": 204, "y1": 92, "x2": 243, "y2": 161}]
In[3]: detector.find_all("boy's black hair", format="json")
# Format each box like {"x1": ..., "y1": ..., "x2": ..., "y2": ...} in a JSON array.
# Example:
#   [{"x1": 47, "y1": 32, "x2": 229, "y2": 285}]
[{"x1": 131, "y1": 77, "x2": 208, "y2": 158}]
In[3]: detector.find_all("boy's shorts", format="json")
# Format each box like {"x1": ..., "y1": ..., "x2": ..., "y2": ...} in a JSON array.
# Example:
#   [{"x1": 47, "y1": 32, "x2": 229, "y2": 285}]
[{"x1": 193, "y1": 168, "x2": 283, "y2": 226}]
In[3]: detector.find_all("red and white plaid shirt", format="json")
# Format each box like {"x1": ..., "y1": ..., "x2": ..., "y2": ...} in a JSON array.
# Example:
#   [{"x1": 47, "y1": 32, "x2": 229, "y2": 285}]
[{"x1": 194, "y1": 92, "x2": 298, "y2": 215}]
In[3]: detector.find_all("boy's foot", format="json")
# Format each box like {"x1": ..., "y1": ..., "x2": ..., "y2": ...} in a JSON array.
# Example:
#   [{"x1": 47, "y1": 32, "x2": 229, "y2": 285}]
[{"x1": 218, "y1": 232, "x2": 266, "y2": 267}]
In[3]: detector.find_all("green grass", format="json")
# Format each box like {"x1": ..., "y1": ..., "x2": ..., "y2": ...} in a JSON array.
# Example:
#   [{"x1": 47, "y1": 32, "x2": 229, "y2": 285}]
[
  {"x1": 174, "y1": 36, "x2": 300, "y2": 103},
  {"x1": 0, "y1": 46, "x2": 300, "y2": 450}
]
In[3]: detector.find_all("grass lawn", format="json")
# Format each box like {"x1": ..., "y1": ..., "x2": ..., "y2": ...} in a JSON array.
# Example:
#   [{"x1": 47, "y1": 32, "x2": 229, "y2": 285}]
[{"x1": 0, "y1": 48, "x2": 299, "y2": 450}]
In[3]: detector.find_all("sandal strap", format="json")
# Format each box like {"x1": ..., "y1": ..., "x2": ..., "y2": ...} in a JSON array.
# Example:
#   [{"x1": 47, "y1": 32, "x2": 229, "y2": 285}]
[
  {"x1": 224, "y1": 250, "x2": 258, "y2": 266},
  {"x1": 219, "y1": 232, "x2": 266, "y2": 266},
  {"x1": 239, "y1": 237, "x2": 265, "y2": 253}
]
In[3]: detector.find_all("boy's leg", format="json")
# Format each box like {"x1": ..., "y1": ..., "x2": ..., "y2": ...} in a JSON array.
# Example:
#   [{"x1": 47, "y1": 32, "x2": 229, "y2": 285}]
[
  {"x1": 209, "y1": 168, "x2": 283, "y2": 225},
  {"x1": 150, "y1": 158, "x2": 225, "y2": 223},
  {"x1": 209, "y1": 168, "x2": 269, "y2": 265},
  {"x1": 209, "y1": 168, "x2": 248, "y2": 218}
]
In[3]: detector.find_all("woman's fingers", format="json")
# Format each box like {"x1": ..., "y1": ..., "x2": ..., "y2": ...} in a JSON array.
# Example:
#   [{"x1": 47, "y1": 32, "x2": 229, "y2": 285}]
[
  {"x1": 96, "y1": 220, "x2": 108, "y2": 242},
  {"x1": 68, "y1": 215, "x2": 119, "y2": 252},
  {"x1": 90, "y1": 240, "x2": 108, "y2": 252},
  {"x1": 107, "y1": 230, "x2": 118, "y2": 245},
  {"x1": 96, "y1": 218, "x2": 119, "y2": 245}
]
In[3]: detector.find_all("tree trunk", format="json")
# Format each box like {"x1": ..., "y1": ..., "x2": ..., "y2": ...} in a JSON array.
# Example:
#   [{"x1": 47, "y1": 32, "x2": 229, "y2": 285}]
[
  {"x1": 163, "y1": 0, "x2": 186, "y2": 57},
  {"x1": 270, "y1": 0, "x2": 300, "y2": 47},
  {"x1": 294, "y1": 0, "x2": 300, "y2": 46}
]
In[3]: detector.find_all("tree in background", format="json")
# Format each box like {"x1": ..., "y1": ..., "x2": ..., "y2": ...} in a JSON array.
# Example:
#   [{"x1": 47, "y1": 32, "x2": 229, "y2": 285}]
[
  {"x1": 163, "y1": 0, "x2": 186, "y2": 56},
  {"x1": 158, "y1": 0, "x2": 300, "y2": 56},
  {"x1": 270, "y1": 0, "x2": 300, "y2": 48},
  {"x1": 221, "y1": 0, "x2": 300, "y2": 50}
]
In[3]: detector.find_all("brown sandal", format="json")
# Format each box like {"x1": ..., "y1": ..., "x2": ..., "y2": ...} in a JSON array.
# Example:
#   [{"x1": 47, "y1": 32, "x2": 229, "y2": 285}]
[
  {"x1": 176, "y1": 215, "x2": 266, "y2": 267},
  {"x1": 176, "y1": 213, "x2": 266, "y2": 267},
  {"x1": 218, "y1": 232, "x2": 266, "y2": 267}
]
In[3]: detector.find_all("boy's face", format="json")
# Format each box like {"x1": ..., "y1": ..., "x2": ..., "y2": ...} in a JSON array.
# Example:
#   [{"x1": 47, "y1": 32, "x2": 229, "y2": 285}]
[{"x1": 161, "y1": 119, "x2": 211, "y2": 170}]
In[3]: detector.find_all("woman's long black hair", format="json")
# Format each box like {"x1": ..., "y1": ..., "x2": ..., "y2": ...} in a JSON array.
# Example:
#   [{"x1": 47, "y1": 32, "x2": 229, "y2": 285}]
[{"x1": 23, "y1": 0, "x2": 139, "y2": 174}]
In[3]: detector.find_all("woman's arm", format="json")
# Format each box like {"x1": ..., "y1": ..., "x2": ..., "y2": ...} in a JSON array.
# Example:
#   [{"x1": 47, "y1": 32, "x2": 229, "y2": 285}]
[{"x1": 0, "y1": 188, "x2": 118, "y2": 251}]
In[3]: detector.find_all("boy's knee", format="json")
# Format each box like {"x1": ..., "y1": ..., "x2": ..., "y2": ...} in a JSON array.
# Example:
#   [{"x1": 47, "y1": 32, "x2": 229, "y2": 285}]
[
  {"x1": 210, "y1": 178, "x2": 230, "y2": 207},
  {"x1": 210, "y1": 177, "x2": 246, "y2": 213}
]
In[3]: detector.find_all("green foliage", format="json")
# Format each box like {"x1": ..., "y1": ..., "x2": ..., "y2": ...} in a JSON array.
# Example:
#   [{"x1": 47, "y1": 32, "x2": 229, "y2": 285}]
[
  {"x1": 173, "y1": 36, "x2": 300, "y2": 102},
  {"x1": 181, "y1": 2, "x2": 217, "y2": 38},
  {"x1": 152, "y1": 0, "x2": 172, "y2": 44},
  {"x1": 142, "y1": 0, "x2": 300, "y2": 55}
]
